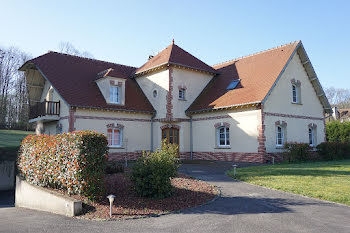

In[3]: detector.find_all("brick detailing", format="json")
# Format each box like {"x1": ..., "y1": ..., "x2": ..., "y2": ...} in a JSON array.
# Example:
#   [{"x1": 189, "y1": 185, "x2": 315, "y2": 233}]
[
  {"x1": 193, "y1": 115, "x2": 232, "y2": 121},
  {"x1": 214, "y1": 122, "x2": 230, "y2": 128},
  {"x1": 308, "y1": 123, "x2": 317, "y2": 129},
  {"x1": 290, "y1": 78, "x2": 301, "y2": 87},
  {"x1": 166, "y1": 67, "x2": 174, "y2": 121},
  {"x1": 68, "y1": 108, "x2": 76, "y2": 132},
  {"x1": 108, "y1": 152, "x2": 143, "y2": 161},
  {"x1": 154, "y1": 118, "x2": 190, "y2": 122},
  {"x1": 178, "y1": 85, "x2": 187, "y2": 90},
  {"x1": 264, "y1": 112, "x2": 323, "y2": 121},
  {"x1": 257, "y1": 106, "x2": 266, "y2": 163},
  {"x1": 185, "y1": 152, "x2": 264, "y2": 163},
  {"x1": 74, "y1": 115, "x2": 151, "y2": 122},
  {"x1": 323, "y1": 117, "x2": 327, "y2": 141},
  {"x1": 106, "y1": 123, "x2": 124, "y2": 129},
  {"x1": 275, "y1": 120, "x2": 287, "y2": 127},
  {"x1": 160, "y1": 124, "x2": 180, "y2": 129}
]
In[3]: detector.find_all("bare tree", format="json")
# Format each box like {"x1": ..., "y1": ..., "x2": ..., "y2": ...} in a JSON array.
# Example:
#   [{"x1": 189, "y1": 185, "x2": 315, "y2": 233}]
[
  {"x1": 325, "y1": 87, "x2": 350, "y2": 108},
  {"x1": 57, "y1": 42, "x2": 93, "y2": 58}
]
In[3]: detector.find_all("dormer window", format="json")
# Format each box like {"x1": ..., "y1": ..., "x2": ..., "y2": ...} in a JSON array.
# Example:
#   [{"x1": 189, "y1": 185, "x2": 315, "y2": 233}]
[
  {"x1": 179, "y1": 88, "x2": 186, "y2": 100},
  {"x1": 110, "y1": 86, "x2": 120, "y2": 104}
]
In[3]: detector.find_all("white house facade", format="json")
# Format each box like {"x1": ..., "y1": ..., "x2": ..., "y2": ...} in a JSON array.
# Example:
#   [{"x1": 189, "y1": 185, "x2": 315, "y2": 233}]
[{"x1": 20, "y1": 40, "x2": 331, "y2": 163}]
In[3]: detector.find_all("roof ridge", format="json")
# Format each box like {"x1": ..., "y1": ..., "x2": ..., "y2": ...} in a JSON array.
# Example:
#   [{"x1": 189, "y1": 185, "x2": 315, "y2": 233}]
[
  {"x1": 212, "y1": 40, "x2": 301, "y2": 68},
  {"x1": 47, "y1": 50, "x2": 137, "y2": 70}
]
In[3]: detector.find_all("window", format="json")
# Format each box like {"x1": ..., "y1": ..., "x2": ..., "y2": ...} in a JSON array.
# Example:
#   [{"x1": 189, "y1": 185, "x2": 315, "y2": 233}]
[
  {"x1": 276, "y1": 126, "x2": 284, "y2": 146},
  {"x1": 226, "y1": 79, "x2": 240, "y2": 90},
  {"x1": 217, "y1": 126, "x2": 230, "y2": 146},
  {"x1": 292, "y1": 84, "x2": 298, "y2": 103},
  {"x1": 153, "y1": 90, "x2": 158, "y2": 98},
  {"x1": 309, "y1": 127, "x2": 314, "y2": 146},
  {"x1": 107, "y1": 128, "x2": 122, "y2": 147},
  {"x1": 179, "y1": 88, "x2": 185, "y2": 100},
  {"x1": 110, "y1": 86, "x2": 120, "y2": 104}
]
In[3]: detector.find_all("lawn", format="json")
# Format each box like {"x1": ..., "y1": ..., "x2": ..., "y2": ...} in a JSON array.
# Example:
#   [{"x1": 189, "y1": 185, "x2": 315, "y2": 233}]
[
  {"x1": 227, "y1": 160, "x2": 350, "y2": 205},
  {"x1": 0, "y1": 130, "x2": 33, "y2": 161}
]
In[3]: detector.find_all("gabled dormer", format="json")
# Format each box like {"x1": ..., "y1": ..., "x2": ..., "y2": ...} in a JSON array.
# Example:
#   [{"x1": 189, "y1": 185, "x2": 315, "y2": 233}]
[{"x1": 96, "y1": 68, "x2": 126, "y2": 106}]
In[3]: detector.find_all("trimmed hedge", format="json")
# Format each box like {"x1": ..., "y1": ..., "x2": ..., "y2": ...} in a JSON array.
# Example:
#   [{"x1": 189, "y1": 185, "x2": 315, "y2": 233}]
[
  {"x1": 326, "y1": 121, "x2": 350, "y2": 143},
  {"x1": 17, "y1": 130, "x2": 108, "y2": 200},
  {"x1": 131, "y1": 141, "x2": 179, "y2": 198},
  {"x1": 316, "y1": 142, "x2": 350, "y2": 161},
  {"x1": 283, "y1": 142, "x2": 311, "y2": 162}
]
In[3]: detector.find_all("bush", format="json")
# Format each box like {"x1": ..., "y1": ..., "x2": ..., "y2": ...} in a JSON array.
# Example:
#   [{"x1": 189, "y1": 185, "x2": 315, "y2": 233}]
[
  {"x1": 326, "y1": 121, "x2": 350, "y2": 143},
  {"x1": 105, "y1": 161, "x2": 124, "y2": 174},
  {"x1": 283, "y1": 142, "x2": 311, "y2": 162},
  {"x1": 316, "y1": 142, "x2": 350, "y2": 161},
  {"x1": 131, "y1": 140, "x2": 179, "y2": 198},
  {"x1": 17, "y1": 130, "x2": 108, "y2": 200}
]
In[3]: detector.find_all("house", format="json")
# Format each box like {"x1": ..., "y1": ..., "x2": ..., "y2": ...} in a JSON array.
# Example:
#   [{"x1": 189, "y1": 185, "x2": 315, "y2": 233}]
[
  {"x1": 326, "y1": 106, "x2": 350, "y2": 122},
  {"x1": 19, "y1": 40, "x2": 331, "y2": 163}
]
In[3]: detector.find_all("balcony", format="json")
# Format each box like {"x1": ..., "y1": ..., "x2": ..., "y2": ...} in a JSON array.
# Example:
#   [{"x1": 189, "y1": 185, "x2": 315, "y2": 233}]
[{"x1": 29, "y1": 101, "x2": 60, "y2": 123}]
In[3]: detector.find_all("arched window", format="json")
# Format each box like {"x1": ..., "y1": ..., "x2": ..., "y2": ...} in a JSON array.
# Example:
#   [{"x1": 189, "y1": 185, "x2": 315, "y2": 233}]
[
  {"x1": 276, "y1": 126, "x2": 284, "y2": 146},
  {"x1": 217, "y1": 126, "x2": 230, "y2": 147},
  {"x1": 308, "y1": 127, "x2": 314, "y2": 146},
  {"x1": 107, "y1": 123, "x2": 124, "y2": 147},
  {"x1": 292, "y1": 84, "x2": 298, "y2": 103}
]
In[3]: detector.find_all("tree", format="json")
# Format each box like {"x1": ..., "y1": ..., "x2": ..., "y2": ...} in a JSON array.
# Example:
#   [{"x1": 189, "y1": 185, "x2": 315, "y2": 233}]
[
  {"x1": 324, "y1": 87, "x2": 350, "y2": 108},
  {"x1": 57, "y1": 42, "x2": 93, "y2": 58}
]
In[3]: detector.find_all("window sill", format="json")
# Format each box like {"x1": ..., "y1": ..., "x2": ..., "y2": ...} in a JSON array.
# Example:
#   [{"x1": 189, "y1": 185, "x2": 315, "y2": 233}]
[
  {"x1": 275, "y1": 145, "x2": 284, "y2": 149},
  {"x1": 178, "y1": 98, "x2": 187, "y2": 101},
  {"x1": 108, "y1": 146, "x2": 124, "y2": 149},
  {"x1": 215, "y1": 146, "x2": 231, "y2": 149},
  {"x1": 291, "y1": 102, "x2": 302, "y2": 105}
]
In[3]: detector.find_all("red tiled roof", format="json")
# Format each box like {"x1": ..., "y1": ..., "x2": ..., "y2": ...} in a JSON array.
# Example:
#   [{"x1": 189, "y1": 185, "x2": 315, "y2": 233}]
[
  {"x1": 24, "y1": 52, "x2": 155, "y2": 113},
  {"x1": 187, "y1": 41, "x2": 300, "y2": 112},
  {"x1": 135, "y1": 42, "x2": 217, "y2": 75}
]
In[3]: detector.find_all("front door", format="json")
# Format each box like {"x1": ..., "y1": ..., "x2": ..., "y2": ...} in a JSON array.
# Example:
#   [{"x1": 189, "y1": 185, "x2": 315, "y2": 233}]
[{"x1": 161, "y1": 128, "x2": 179, "y2": 153}]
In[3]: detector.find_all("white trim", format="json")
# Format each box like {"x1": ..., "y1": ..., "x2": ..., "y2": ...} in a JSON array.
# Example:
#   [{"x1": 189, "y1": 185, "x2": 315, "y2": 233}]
[
  {"x1": 110, "y1": 86, "x2": 120, "y2": 104},
  {"x1": 216, "y1": 126, "x2": 230, "y2": 147},
  {"x1": 276, "y1": 125, "x2": 284, "y2": 146}
]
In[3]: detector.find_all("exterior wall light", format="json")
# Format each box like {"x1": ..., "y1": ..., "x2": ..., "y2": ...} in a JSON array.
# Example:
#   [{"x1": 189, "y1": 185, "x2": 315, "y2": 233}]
[{"x1": 232, "y1": 164, "x2": 237, "y2": 178}]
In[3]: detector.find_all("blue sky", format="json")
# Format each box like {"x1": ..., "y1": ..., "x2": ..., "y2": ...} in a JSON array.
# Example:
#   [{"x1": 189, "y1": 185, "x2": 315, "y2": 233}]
[{"x1": 1, "y1": 0, "x2": 349, "y2": 88}]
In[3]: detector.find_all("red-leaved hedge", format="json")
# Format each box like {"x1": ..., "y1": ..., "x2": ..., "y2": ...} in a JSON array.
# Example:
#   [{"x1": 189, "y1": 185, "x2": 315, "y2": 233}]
[{"x1": 17, "y1": 130, "x2": 108, "y2": 200}]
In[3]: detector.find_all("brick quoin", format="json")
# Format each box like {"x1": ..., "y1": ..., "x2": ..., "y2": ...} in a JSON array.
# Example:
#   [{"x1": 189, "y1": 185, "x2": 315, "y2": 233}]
[
  {"x1": 257, "y1": 105, "x2": 266, "y2": 163},
  {"x1": 166, "y1": 67, "x2": 174, "y2": 121},
  {"x1": 68, "y1": 108, "x2": 76, "y2": 132}
]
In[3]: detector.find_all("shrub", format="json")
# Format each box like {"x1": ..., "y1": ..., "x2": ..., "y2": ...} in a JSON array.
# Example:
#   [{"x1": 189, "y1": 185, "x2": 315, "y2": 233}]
[
  {"x1": 105, "y1": 161, "x2": 124, "y2": 174},
  {"x1": 131, "y1": 140, "x2": 179, "y2": 198},
  {"x1": 283, "y1": 142, "x2": 311, "y2": 162},
  {"x1": 316, "y1": 142, "x2": 350, "y2": 161},
  {"x1": 17, "y1": 130, "x2": 108, "y2": 200},
  {"x1": 326, "y1": 121, "x2": 350, "y2": 143}
]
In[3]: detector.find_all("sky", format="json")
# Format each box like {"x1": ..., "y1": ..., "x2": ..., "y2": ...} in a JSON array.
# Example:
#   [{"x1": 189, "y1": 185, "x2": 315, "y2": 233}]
[{"x1": 0, "y1": 0, "x2": 349, "y2": 88}]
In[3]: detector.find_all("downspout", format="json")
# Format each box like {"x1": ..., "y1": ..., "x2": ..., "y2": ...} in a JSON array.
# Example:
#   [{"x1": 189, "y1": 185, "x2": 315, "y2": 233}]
[
  {"x1": 190, "y1": 115, "x2": 193, "y2": 160},
  {"x1": 151, "y1": 112, "x2": 156, "y2": 152}
]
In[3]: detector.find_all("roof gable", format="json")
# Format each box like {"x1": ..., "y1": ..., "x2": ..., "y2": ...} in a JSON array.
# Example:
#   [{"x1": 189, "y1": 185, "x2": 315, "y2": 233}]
[
  {"x1": 135, "y1": 42, "x2": 217, "y2": 75},
  {"x1": 21, "y1": 52, "x2": 155, "y2": 113}
]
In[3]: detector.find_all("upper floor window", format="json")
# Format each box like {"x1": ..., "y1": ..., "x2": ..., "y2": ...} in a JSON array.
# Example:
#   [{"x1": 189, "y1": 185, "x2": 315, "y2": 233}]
[
  {"x1": 179, "y1": 88, "x2": 186, "y2": 100},
  {"x1": 217, "y1": 126, "x2": 230, "y2": 147},
  {"x1": 110, "y1": 86, "x2": 120, "y2": 104},
  {"x1": 292, "y1": 85, "x2": 298, "y2": 103}
]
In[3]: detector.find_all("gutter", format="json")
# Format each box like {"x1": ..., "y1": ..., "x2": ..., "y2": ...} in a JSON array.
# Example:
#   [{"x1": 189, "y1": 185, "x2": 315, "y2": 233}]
[
  {"x1": 190, "y1": 115, "x2": 193, "y2": 160},
  {"x1": 151, "y1": 112, "x2": 156, "y2": 152}
]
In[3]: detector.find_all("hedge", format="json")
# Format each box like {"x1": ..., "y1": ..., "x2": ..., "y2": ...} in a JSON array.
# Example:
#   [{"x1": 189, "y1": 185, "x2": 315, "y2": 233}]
[
  {"x1": 283, "y1": 142, "x2": 311, "y2": 162},
  {"x1": 316, "y1": 142, "x2": 350, "y2": 161},
  {"x1": 326, "y1": 121, "x2": 350, "y2": 143},
  {"x1": 17, "y1": 130, "x2": 108, "y2": 200}
]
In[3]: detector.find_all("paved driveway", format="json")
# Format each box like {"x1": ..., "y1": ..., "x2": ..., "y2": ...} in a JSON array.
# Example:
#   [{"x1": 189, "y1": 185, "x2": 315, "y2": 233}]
[{"x1": 1, "y1": 163, "x2": 350, "y2": 233}]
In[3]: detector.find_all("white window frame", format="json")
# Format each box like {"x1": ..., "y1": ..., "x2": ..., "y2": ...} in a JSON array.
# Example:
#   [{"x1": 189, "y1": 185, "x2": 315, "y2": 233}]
[
  {"x1": 309, "y1": 127, "x2": 314, "y2": 146},
  {"x1": 292, "y1": 84, "x2": 298, "y2": 103},
  {"x1": 108, "y1": 128, "x2": 123, "y2": 147},
  {"x1": 276, "y1": 126, "x2": 284, "y2": 146},
  {"x1": 110, "y1": 86, "x2": 120, "y2": 104},
  {"x1": 179, "y1": 88, "x2": 185, "y2": 100},
  {"x1": 217, "y1": 126, "x2": 230, "y2": 147}
]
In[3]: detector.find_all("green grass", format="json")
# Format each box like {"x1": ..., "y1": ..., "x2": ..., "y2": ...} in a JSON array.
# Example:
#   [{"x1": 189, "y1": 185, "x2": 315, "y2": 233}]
[
  {"x1": 0, "y1": 130, "x2": 33, "y2": 161},
  {"x1": 227, "y1": 160, "x2": 350, "y2": 205}
]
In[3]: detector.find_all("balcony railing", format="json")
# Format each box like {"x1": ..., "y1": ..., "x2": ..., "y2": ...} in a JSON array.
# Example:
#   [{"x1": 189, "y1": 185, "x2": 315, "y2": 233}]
[{"x1": 29, "y1": 101, "x2": 60, "y2": 119}]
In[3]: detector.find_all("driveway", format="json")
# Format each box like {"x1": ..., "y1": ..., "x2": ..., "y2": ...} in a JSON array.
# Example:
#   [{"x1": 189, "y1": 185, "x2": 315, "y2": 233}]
[{"x1": 0, "y1": 163, "x2": 350, "y2": 233}]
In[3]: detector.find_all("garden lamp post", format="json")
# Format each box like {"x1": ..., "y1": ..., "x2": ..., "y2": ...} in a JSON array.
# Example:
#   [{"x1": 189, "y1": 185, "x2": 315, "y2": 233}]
[
  {"x1": 107, "y1": 194, "x2": 115, "y2": 218},
  {"x1": 232, "y1": 164, "x2": 237, "y2": 178}
]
